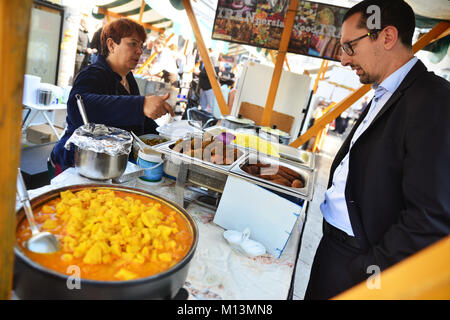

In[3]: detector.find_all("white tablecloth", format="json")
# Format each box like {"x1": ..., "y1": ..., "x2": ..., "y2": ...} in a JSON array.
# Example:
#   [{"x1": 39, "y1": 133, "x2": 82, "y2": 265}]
[{"x1": 17, "y1": 169, "x2": 306, "y2": 300}]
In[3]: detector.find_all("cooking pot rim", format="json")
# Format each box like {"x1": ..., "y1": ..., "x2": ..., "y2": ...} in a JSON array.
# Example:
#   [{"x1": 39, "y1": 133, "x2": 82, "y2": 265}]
[
  {"x1": 14, "y1": 184, "x2": 199, "y2": 286},
  {"x1": 222, "y1": 115, "x2": 255, "y2": 125}
]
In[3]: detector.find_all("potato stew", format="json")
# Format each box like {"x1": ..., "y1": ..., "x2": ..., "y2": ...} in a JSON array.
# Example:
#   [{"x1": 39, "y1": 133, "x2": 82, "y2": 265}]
[{"x1": 16, "y1": 189, "x2": 193, "y2": 281}]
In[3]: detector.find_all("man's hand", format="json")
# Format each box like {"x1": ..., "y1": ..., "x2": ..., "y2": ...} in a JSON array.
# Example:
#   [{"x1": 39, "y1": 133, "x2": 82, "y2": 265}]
[{"x1": 143, "y1": 93, "x2": 174, "y2": 119}]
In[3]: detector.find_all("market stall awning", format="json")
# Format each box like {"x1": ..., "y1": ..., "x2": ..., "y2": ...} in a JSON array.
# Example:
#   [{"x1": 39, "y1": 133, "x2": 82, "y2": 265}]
[{"x1": 92, "y1": 0, "x2": 174, "y2": 33}]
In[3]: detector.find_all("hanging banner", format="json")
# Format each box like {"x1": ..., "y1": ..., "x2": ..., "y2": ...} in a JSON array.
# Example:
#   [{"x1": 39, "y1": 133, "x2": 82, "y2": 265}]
[{"x1": 212, "y1": 0, "x2": 347, "y2": 62}]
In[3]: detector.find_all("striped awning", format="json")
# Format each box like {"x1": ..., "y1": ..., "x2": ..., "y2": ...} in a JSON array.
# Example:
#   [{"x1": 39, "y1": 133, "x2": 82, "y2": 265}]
[{"x1": 92, "y1": 0, "x2": 174, "y2": 33}]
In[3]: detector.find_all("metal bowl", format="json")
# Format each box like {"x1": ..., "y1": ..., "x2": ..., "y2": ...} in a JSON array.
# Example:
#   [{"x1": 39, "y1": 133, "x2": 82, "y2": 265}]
[
  {"x1": 14, "y1": 184, "x2": 199, "y2": 300},
  {"x1": 74, "y1": 146, "x2": 128, "y2": 180}
]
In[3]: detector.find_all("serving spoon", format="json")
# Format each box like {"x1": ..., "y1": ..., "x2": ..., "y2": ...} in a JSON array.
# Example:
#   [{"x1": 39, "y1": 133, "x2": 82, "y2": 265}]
[{"x1": 17, "y1": 169, "x2": 59, "y2": 253}]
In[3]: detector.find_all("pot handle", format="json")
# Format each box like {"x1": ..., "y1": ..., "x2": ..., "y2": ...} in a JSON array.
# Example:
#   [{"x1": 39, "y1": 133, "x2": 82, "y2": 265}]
[
  {"x1": 139, "y1": 160, "x2": 164, "y2": 171},
  {"x1": 75, "y1": 94, "x2": 89, "y2": 125}
]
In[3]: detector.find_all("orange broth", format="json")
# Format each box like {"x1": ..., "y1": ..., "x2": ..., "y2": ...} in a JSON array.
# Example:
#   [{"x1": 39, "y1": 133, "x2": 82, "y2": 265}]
[{"x1": 16, "y1": 189, "x2": 194, "y2": 281}]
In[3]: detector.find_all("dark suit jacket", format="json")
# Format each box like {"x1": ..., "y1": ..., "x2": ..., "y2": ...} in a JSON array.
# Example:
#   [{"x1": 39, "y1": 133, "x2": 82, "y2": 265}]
[{"x1": 328, "y1": 60, "x2": 450, "y2": 284}]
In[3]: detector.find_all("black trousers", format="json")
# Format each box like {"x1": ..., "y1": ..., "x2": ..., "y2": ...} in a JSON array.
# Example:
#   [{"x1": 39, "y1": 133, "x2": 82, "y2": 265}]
[{"x1": 304, "y1": 228, "x2": 363, "y2": 300}]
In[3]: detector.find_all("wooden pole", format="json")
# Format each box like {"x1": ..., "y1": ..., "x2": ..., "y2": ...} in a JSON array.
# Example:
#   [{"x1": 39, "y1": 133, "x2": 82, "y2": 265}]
[
  {"x1": 138, "y1": 0, "x2": 146, "y2": 23},
  {"x1": 182, "y1": 0, "x2": 229, "y2": 115},
  {"x1": 312, "y1": 59, "x2": 325, "y2": 94},
  {"x1": 321, "y1": 60, "x2": 328, "y2": 80},
  {"x1": 261, "y1": 0, "x2": 298, "y2": 126},
  {"x1": 183, "y1": 39, "x2": 190, "y2": 56},
  {"x1": 290, "y1": 21, "x2": 450, "y2": 148},
  {"x1": 97, "y1": 7, "x2": 164, "y2": 33},
  {"x1": 0, "y1": 0, "x2": 33, "y2": 299},
  {"x1": 284, "y1": 56, "x2": 291, "y2": 71},
  {"x1": 334, "y1": 236, "x2": 450, "y2": 299},
  {"x1": 135, "y1": 33, "x2": 175, "y2": 75}
]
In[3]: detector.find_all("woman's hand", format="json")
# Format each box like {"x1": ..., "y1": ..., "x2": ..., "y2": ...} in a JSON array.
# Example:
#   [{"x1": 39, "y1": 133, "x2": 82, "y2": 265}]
[{"x1": 143, "y1": 93, "x2": 174, "y2": 119}]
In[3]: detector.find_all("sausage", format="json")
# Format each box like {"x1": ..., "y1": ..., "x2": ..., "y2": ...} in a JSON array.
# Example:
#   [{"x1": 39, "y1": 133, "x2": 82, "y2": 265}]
[
  {"x1": 173, "y1": 140, "x2": 190, "y2": 153},
  {"x1": 248, "y1": 165, "x2": 260, "y2": 175},
  {"x1": 257, "y1": 174, "x2": 278, "y2": 180},
  {"x1": 259, "y1": 166, "x2": 278, "y2": 176},
  {"x1": 277, "y1": 169, "x2": 296, "y2": 182},
  {"x1": 254, "y1": 162, "x2": 271, "y2": 168},
  {"x1": 271, "y1": 178, "x2": 292, "y2": 187},
  {"x1": 279, "y1": 166, "x2": 301, "y2": 179},
  {"x1": 202, "y1": 139, "x2": 213, "y2": 149},
  {"x1": 291, "y1": 179, "x2": 304, "y2": 188},
  {"x1": 193, "y1": 148, "x2": 203, "y2": 159}
]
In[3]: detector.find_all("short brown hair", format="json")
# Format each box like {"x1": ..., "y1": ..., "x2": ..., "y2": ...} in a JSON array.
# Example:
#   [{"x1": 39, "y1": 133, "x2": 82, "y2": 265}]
[
  {"x1": 100, "y1": 18, "x2": 147, "y2": 56},
  {"x1": 343, "y1": 0, "x2": 415, "y2": 48}
]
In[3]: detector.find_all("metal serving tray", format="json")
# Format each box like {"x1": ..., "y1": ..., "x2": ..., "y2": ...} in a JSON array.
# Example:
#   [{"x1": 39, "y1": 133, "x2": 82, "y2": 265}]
[
  {"x1": 205, "y1": 126, "x2": 315, "y2": 170},
  {"x1": 154, "y1": 136, "x2": 247, "y2": 174},
  {"x1": 229, "y1": 153, "x2": 316, "y2": 201}
]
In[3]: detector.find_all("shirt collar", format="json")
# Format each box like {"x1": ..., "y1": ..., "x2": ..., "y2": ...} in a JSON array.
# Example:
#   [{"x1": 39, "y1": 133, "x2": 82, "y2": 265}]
[{"x1": 372, "y1": 56, "x2": 418, "y2": 93}]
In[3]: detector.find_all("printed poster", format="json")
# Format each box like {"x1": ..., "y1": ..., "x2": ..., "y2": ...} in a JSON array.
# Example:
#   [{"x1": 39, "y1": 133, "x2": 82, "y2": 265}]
[{"x1": 212, "y1": 0, "x2": 347, "y2": 62}]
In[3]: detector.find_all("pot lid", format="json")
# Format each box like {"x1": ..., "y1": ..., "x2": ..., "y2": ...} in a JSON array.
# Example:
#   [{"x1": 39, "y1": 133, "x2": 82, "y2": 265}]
[
  {"x1": 223, "y1": 114, "x2": 255, "y2": 125},
  {"x1": 260, "y1": 125, "x2": 290, "y2": 137}
]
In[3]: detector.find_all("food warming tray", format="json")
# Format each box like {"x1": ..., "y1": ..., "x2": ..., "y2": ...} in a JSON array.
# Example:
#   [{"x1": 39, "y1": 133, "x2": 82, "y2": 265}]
[
  {"x1": 153, "y1": 137, "x2": 315, "y2": 201},
  {"x1": 228, "y1": 153, "x2": 316, "y2": 201},
  {"x1": 204, "y1": 126, "x2": 315, "y2": 170}
]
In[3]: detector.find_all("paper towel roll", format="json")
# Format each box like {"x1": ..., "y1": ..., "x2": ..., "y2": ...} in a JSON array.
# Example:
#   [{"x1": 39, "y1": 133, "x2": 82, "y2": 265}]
[{"x1": 22, "y1": 74, "x2": 41, "y2": 105}]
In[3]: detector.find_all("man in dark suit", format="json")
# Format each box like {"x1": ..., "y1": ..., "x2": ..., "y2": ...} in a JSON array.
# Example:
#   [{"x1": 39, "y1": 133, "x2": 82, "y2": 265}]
[{"x1": 305, "y1": 0, "x2": 450, "y2": 299}]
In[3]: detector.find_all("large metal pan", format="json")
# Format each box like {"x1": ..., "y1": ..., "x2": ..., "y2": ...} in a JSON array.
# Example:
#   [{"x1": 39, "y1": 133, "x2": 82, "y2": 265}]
[{"x1": 14, "y1": 184, "x2": 198, "y2": 300}]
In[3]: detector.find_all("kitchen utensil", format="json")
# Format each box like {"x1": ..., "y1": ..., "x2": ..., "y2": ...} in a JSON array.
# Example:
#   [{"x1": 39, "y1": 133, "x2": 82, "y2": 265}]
[
  {"x1": 187, "y1": 120, "x2": 205, "y2": 132},
  {"x1": 16, "y1": 169, "x2": 59, "y2": 254},
  {"x1": 75, "y1": 93, "x2": 89, "y2": 125}
]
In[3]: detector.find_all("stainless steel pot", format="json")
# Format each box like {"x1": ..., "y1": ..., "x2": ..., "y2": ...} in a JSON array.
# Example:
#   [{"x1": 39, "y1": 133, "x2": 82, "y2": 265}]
[
  {"x1": 74, "y1": 146, "x2": 128, "y2": 180},
  {"x1": 220, "y1": 114, "x2": 255, "y2": 130},
  {"x1": 13, "y1": 184, "x2": 199, "y2": 300}
]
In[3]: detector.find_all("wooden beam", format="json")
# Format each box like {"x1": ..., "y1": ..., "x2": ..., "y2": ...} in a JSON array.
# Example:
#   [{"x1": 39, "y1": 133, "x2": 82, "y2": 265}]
[
  {"x1": 0, "y1": 0, "x2": 33, "y2": 299},
  {"x1": 334, "y1": 236, "x2": 450, "y2": 299},
  {"x1": 312, "y1": 60, "x2": 325, "y2": 93},
  {"x1": 321, "y1": 60, "x2": 328, "y2": 80},
  {"x1": 284, "y1": 56, "x2": 291, "y2": 71},
  {"x1": 184, "y1": 39, "x2": 190, "y2": 56},
  {"x1": 413, "y1": 22, "x2": 450, "y2": 53},
  {"x1": 290, "y1": 21, "x2": 450, "y2": 148},
  {"x1": 138, "y1": 0, "x2": 145, "y2": 23},
  {"x1": 135, "y1": 33, "x2": 175, "y2": 75},
  {"x1": 269, "y1": 50, "x2": 276, "y2": 65},
  {"x1": 261, "y1": 0, "x2": 299, "y2": 126},
  {"x1": 182, "y1": 0, "x2": 229, "y2": 115},
  {"x1": 97, "y1": 7, "x2": 164, "y2": 34}
]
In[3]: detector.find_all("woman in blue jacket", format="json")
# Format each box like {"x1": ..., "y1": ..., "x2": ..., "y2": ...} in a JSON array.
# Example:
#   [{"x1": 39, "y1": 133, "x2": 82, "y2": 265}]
[{"x1": 51, "y1": 18, "x2": 174, "y2": 174}]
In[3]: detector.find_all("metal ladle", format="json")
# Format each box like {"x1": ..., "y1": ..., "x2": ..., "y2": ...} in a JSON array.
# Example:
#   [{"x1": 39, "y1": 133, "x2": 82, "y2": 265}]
[{"x1": 17, "y1": 169, "x2": 59, "y2": 253}]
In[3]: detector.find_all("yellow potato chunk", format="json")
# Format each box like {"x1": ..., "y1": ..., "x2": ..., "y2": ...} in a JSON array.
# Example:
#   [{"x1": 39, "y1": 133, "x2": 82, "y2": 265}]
[
  {"x1": 83, "y1": 245, "x2": 102, "y2": 265},
  {"x1": 42, "y1": 219, "x2": 58, "y2": 230},
  {"x1": 114, "y1": 268, "x2": 137, "y2": 281}
]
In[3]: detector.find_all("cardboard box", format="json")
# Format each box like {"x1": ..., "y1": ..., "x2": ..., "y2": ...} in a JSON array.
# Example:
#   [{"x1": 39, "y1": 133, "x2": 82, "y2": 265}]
[{"x1": 26, "y1": 124, "x2": 64, "y2": 144}]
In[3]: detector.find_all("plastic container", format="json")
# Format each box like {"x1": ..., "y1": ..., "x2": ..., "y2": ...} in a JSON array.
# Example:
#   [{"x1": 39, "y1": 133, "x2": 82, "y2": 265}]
[{"x1": 137, "y1": 150, "x2": 164, "y2": 183}]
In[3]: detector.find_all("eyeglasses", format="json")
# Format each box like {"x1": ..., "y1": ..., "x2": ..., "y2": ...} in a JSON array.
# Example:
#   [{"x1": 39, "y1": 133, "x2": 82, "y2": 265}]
[{"x1": 341, "y1": 30, "x2": 381, "y2": 56}]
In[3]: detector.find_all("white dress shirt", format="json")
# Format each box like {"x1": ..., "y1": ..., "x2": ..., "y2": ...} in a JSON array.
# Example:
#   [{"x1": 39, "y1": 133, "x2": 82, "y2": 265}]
[{"x1": 320, "y1": 57, "x2": 419, "y2": 236}]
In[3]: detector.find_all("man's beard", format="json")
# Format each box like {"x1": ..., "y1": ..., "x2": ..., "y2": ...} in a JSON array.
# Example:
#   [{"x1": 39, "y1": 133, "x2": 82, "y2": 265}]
[{"x1": 358, "y1": 69, "x2": 378, "y2": 84}]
